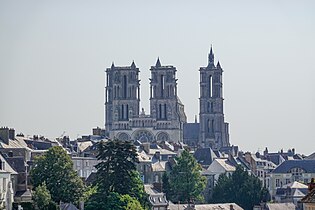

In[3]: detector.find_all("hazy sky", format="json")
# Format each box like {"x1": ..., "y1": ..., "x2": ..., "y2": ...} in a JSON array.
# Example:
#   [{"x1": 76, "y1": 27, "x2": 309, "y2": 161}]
[{"x1": 1, "y1": 1, "x2": 314, "y2": 155}]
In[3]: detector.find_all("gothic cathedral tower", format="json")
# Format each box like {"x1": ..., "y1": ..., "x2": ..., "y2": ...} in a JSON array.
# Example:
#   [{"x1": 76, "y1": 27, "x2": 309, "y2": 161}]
[
  {"x1": 105, "y1": 61, "x2": 140, "y2": 132},
  {"x1": 149, "y1": 58, "x2": 187, "y2": 141},
  {"x1": 199, "y1": 47, "x2": 230, "y2": 150}
]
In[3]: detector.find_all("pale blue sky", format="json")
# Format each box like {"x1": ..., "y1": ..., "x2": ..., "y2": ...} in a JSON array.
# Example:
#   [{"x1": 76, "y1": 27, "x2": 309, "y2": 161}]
[{"x1": 1, "y1": 1, "x2": 314, "y2": 155}]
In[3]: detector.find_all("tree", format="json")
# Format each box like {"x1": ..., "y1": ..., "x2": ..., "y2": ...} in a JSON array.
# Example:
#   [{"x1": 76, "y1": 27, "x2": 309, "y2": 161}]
[
  {"x1": 85, "y1": 192, "x2": 144, "y2": 210},
  {"x1": 30, "y1": 146, "x2": 84, "y2": 204},
  {"x1": 162, "y1": 172, "x2": 172, "y2": 199},
  {"x1": 86, "y1": 139, "x2": 148, "y2": 209},
  {"x1": 166, "y1": 149, "x2": 206, "y2": 204},
  {"x1": 32, "y1": 182, "x2": 57, "y2": 210},
  {"x1": 211, "y1": 165, "x2": 269, "y2": 210}
]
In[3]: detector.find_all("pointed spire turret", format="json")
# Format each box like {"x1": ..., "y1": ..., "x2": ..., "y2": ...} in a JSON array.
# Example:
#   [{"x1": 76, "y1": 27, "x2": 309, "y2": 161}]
[
  {"x1": 216, "y1": 60, "x2": 221, "y2": 69},
  {"x1": 111, "y1": 62, "x2": 115, "y2": 68},
  {"x1": 208, "y1": 45, "x2": 214, "y2": 65},
  {"x1": 155, "y1": 57, "x2": 161, "y2": 67},
  {"x1": 131, "y1": 60, "x2": 136, "y2": 68}
]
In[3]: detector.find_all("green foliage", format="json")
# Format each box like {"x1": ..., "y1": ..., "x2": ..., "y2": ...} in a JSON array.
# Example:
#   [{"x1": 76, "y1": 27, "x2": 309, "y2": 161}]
[
  {"x1": 162, "y1": 172, "x2": 172, "y2": 199},
  {"x1": 166, "y1": 149, "x2": 206, "y2": 203},
  {"x1": 13, "y1": 202, "x2": 34, "y2": 210},
  {"x1": 32, "y1": 182, "x2": 57, "y2": 210},
  {"x1": 211, "y1": 165, "x2": 269, "y2": 210},
  {"x1": 85, "y1": 192, "x2": 144, "y2": 210},
  {"x1": 30, "y1": 146, "x2": 84, "y2": 204},
  {"x1": 81, "y1": 186, "x2": 98, "y2": 202},
  {"x1": 88, "y1": 139, "x2": 148, "y2": 209},
  {"x1": 94, "y1": 139, "x2": 138, "y2": 194}
]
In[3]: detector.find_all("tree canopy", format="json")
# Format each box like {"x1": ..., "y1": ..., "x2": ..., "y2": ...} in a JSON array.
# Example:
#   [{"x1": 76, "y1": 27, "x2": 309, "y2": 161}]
[
  {"x1": 85, "y1": 139, "x2": 148, "y2": 209},
  {"x1": 30, "y1": 146, "x2": 84, "y2": 204},
  {"x1": 211, "y1": 165, "x2": 269, "y2": 210},
  {"x1": 85, "y1": 192, "x2": 144, "y2": 210},
  {"x1": 94, "y1": 139, "x2": 138, "y2": 195},
  {"x1": 32, "y1": 182, "x2": 57, "y2": 210},
  {"x1": 164, "y1": 149, "x2": 206, "y2": 204}
]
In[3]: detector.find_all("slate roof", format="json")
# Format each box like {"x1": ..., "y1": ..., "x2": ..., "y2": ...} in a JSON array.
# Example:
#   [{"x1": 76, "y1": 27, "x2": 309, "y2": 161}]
[
  {"x1": 60, "y1": 203, "x2": 78, "y2": 210},
  {"x1": 137, "y1": 151, "x2": 152, "y2": 162},
  {"x1": 230, "y1": 156, "x2": 251, "y2": 171},
  {"x1": 301, "y1": 188, "x2": 315, "y2": 203},
  {"x1": 85, "y1": 172, "x2": 97, "y2": 185},
  {"x1": 24, "y1": 139, "x2": 55, "y2": 150},
  {"x1": 183, "y1": 123, "x2": 199, "y2": 140},
  {"x1": 306, "y1": 152, "x2": 315, "y2": 160},
  {"x1": 267, "y1": 154, "x2": 285, "y2": 165},
  {"x1": 272, "y1": 160, "x2": 315, "y2": 173},
  {"x1": 6, "y1": 157, "x2": 26, "y2": 173},
  {"x1": 266, "y1": 203, "x2": 295, "y2": 210},
  {"x1": 282, "y1": 181, "x2": 308, "y2": 189},
  {"x1": 0, "y1": 137, "x2": 31, "y2": 150},
  {"x1": 220, "y1": 146, "x2": 239, "y2": 156},
  {"x1": 193, "y1": 147, "x2": 217, "y2": 167},
  {"x1": 15, "y1": 189, "x2": 32, "y2": 199},
  {"x1": 214, "y1": 158, "x2": 236, "y2": 171},
  {"x1": 168, "y1": 203, "x2": 244, "y2": 210},
  {"x1": 145, "y1": 184, "x2": 168, "y2": 207},
  {"x1": 0, "y1": 153, "x2": 18, "y2": 174}
]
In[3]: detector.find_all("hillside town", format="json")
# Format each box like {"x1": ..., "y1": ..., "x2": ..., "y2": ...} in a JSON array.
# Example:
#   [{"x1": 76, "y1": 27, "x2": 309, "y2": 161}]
[
  {"x1": 1, "y1": 49, "x2": 314, "y2": 210},
  {"x1": 0, "y1": 126, "x2": 314, "y2": 210}
]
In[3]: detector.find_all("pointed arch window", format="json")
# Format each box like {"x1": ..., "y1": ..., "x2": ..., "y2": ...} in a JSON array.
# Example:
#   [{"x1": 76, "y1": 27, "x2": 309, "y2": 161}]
[
  {"x1": 209, "y1": 75, "x2": 213, "y2": 97},
  {"x1": 211, "y1": 119, "x2": 215, "y2": 133},
  {"x1": 161, "y1": 75, "x2": 165, "y2": 97},
  {"x1": 123, "y1": 75, "x2": 127, "y2": 99},
  {"x1": 164, "y1": 104, "x2": 167, "y2": 119},
  {"x1": 159, "y1": 104, "x2": 162, "y2": 119}
]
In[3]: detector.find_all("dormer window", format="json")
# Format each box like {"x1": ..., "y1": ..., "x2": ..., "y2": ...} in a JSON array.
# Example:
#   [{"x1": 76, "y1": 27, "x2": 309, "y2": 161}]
[{"x1": 289, "y1": 167, "x2": 305, "y2": 181}]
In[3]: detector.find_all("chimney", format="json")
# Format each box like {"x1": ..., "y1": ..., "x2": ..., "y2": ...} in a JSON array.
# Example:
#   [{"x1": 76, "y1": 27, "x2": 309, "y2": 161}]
[
  {"x1": 244, "y1": 152, "x2": 252, "y2": 164},
  {"x1": 142, "y1": 143, "x2": 150, "y2": 154},
  {"x1": 263, "y1": 147, "x2": 268, "y2": 157},
  {"x1": 155, "y1": 151, "x2": 161, "y2": 160},
  {"x1": 309, "y1": 178, "x2": 315, "y2": 192},
  {"x1": 0, "y1": 127, "x2": 10, "y2": 145},
  {"x1": 9, "y1": 128, "x2": 15, "y2": 140}
]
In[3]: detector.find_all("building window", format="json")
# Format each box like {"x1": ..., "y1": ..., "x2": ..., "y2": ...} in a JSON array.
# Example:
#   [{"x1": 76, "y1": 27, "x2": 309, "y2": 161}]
[
  {"x1": 123, "y1": 75, "x2": 127, "y2": 99},
  {"x1": 164, "y1": 104, "x2": 167, "y2": 119},
  {"x1": 276, "y1": 179, "x2": 280, "y2": 187},
  {"x1": 161, "y1": 75, "x2": 165, "y2": 97},
  {"x1": 209, "y1": 75, "x2": 213, "y2": 97},
  {"x1": 289, "y1": 167, "x2": 305, "y2": 181}
]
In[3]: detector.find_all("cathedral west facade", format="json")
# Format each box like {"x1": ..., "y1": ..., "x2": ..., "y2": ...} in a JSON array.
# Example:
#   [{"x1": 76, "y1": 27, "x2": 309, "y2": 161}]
[{"x1": 104, "y1": 47, "x2": 230, "y2": 150}]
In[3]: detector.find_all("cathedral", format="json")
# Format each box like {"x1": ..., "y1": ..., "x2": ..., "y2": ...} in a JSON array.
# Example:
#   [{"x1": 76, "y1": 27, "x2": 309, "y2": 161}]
[{"x1": 104, "y1": 47, "x2": 230, "y2": 150}]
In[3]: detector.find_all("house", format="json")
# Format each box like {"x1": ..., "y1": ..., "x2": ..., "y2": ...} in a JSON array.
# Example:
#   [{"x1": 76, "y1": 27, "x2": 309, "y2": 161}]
[
  {"x1": 274, "y1": 181, "x2": 308, "y2": 207},
  {"x1": 136, "y1": 143, "x2": 175, "y2": 186},
  {"x1": 193, "y1": 147, "x2": 217, "y2": 169},
  {"x1": 202, "y1": 158, "x2": 236, "y2": 202},
  {"x1": 268, "y1": 160, "x2": 315, "y2": 199},
  {"x1": 144, "y1": 184, "x2": 168, "y2": 210},
  {"x1": 0, "y1": 153, "x2": 17, "y2": 210},
  {"x1": 300, "y1": 178, "x2": 315, "y2": 210},
  {"x1": 168, "y1": 202, "x2": 243, "y2": 210},
  {"x1": 244, "y1": 152, "x2": 276, "y2": 187},
  {"x1": 72, "y1": 156, "x2": 99, "y2": 179},
  {"x1": 264, "y1": 203, "x2": 296, "y2": 210},
  {"x1": 203, "y1": 158, "x2": 236, "y2": 181}
]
